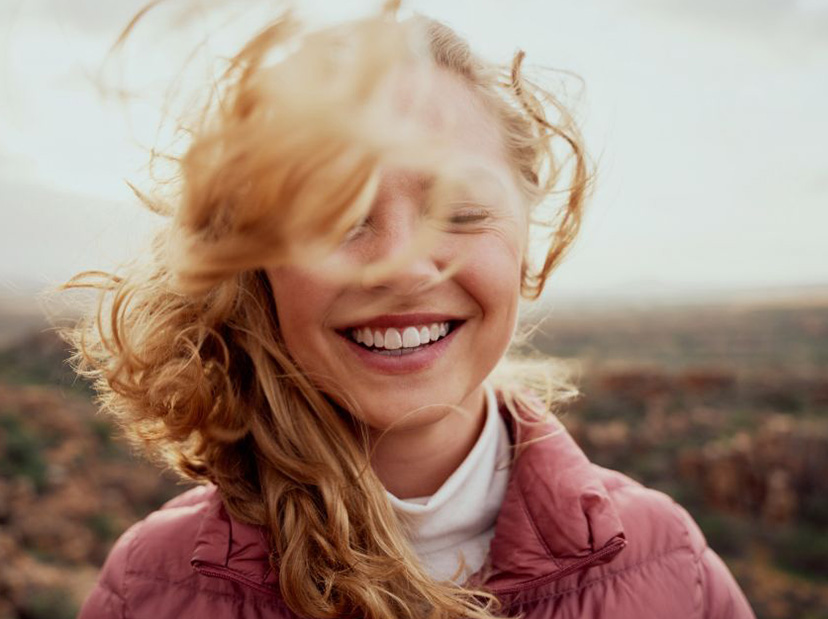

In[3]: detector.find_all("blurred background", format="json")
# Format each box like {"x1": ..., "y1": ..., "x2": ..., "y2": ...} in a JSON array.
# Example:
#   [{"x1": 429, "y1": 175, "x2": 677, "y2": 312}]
[{"x1": 0, "y1": 0, "x2": 826, "y2": 617}]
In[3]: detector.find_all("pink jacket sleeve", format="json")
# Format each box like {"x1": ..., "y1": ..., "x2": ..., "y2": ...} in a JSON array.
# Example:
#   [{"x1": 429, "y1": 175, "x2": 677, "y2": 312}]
[
  {"x1": 667, "y1": 497, "x2": 755, "y2": 618},
  {"x1": 698, "y1": 545, "x2": 755, "y2": 618},
  {"x1": 76, "y1": 521, "x2": 144, "y2": 619}
]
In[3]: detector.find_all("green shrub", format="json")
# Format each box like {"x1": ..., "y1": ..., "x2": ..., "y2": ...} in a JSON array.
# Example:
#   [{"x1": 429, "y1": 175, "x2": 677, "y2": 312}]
[
  {"x1": 21, "y1": 586, "x2": 78, "y2": 619},
  {"x1": 0, "y1": 415, "x2": 48, "y2": 492},
  {"x1": 85, "y1": 512, "x2": 118, "y2": 543},
  {"x1": 769, "y1": 524, "x2": 828, "y2": 581},
  {"x1": 694, "y1": 511, "x2": 752, "y2": 559}
]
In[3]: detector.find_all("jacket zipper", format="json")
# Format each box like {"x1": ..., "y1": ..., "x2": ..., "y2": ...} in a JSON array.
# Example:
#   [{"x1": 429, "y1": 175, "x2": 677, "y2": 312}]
[
  {"x1": 488, "y1": 537, "x2": 627, "y2": 596},
  {"x1": 192, "y1": 561, "x2": 280, "y2": 597}
]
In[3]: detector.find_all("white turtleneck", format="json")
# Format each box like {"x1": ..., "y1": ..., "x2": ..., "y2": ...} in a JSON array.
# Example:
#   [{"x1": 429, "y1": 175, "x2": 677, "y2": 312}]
[{"x1": 385, "y1": 383, "x2": 512, "y2": 582}]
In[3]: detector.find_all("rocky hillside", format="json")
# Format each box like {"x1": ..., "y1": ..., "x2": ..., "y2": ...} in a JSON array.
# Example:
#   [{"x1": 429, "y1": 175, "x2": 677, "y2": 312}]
[{"x1": 0, "y1": 331, "x2": 192, "y2": 619}]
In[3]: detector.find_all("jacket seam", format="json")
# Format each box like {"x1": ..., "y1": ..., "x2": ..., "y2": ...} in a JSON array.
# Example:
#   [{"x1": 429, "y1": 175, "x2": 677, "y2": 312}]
[
  {"x1": 515, "y1": 481, "x2": 561, "y2": 570},
  {"x1": 126, "y1": 568, "x2": 205, "y2": 586},
  {"x1": 120, "y1": 519, "x2": 149, "y2": 619},
  {"x1": 506, "y1": 543, "x2": 695, "y2": 607},
  {"x1": 693, "y1": 545, "x2": 711, "y2": 619},
  {"x1": 670, "y1": 497, "x2": 702, "y2": 560},
  {"x1": 667, "y1": 496, "x2": 707, "y2": 619},
  {"x1": 122, "y1": 571, "x2": 290, "y2": 611},
  {"x1": 94, "y1": 579, "x2": 128, "y2": 618}
]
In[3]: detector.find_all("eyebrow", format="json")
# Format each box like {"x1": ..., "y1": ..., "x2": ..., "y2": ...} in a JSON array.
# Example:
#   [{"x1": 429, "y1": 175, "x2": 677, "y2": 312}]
[
  {"x1": 418, "y1": 166, "x2": 508, "y2": 195},
  {"x1": 376, "y1": 165, "x2": 511, "y2": 207},
  {"x1": 416, "y1": 175, "x2": 435, "y2": 193}
]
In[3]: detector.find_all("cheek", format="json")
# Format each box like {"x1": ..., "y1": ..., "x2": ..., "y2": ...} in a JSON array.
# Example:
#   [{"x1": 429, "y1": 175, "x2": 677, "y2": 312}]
[
  {"x1": 457, "y1": 232, "x2": 523, "y2": 332},
  {"x1": 265, "y1": 267, "x2": 336, "y2": 359}
]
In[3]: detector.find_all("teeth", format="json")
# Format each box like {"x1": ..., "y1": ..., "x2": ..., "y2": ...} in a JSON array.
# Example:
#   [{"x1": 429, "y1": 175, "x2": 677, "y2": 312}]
[
  {"x1": 402, "y1": 327, "x2": 420, "y2": 348},
  {"x1": 349, "y1": 322, "x2": 452, "y2": 350},
  {"x1": 384, "y1": 329, "x2": 402, "y2": 350}
]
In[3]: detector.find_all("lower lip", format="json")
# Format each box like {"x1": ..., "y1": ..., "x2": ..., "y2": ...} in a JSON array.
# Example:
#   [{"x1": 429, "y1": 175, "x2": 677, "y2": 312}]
[{"x1": 337, "y1": 323, "x2": 463, "y2": 375}]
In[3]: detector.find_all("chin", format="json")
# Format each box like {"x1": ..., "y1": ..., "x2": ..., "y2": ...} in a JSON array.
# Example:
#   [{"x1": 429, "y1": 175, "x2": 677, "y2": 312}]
[{"x1": 351, "y1": 391, "x2": 460, "y2": 432}]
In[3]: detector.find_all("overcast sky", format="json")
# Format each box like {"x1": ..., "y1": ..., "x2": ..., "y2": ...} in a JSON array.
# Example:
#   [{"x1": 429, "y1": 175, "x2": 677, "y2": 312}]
[{"x1": 1, "y1": 0, "x2": 826, "y2": 303}]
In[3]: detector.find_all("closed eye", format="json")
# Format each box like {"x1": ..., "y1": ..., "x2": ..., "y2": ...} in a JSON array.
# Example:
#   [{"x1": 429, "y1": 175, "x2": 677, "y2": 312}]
[
  {"x1": 449, "y1": 209, "x2": 490, "y2": 224},
  {"x1": 342, "y1": 214, "x2": 371, "y2": 242},
  {"x1": 341, "y1": 203, "x2": 493, "y2": 243},
  {"x1": 444, "y1": 204, "x2": 492, "y2": 226}
]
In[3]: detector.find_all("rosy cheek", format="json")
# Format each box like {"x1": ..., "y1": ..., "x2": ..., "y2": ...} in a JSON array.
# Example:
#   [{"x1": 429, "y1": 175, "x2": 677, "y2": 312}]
[
  {"x1": 460, "y1": 245, "x2": 521, "y2": 308},
  {"x1": 267, "y1": 268, "x2": 327, "y2": 338}
]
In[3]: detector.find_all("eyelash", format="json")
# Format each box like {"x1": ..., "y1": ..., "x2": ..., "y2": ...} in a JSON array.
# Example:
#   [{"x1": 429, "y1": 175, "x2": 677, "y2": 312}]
[
  {"x1": 447, "y1": 206, "x2": 491, "y2": 225},
  {"x1": 341, "y1": 205, "x2": 491, "y2": 242},
  {"x1": 342, "y1": 214, "x2": 370, "y2": 239}
]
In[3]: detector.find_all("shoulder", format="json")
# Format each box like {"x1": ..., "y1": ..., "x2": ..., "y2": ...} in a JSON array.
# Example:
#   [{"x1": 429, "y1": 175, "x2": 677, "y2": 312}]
[
  {"x1": 594, "y1": 465, "x2": 707, "y2": 563},
  {"x1": 126, "y1": 483, "x2": 218, "y2": 569},
  {"x1": 113, "y1": 483, "x2": 217, "y2": 575},
  {"x1": 78, "y1": 484, "x2": 218, "y2": 619},
  {"x1": 159, "y1": 483, "x2": 218, "y2": 511},
  {"x1": 589, "y1": 466, "x2": 755, "y2": 618}
]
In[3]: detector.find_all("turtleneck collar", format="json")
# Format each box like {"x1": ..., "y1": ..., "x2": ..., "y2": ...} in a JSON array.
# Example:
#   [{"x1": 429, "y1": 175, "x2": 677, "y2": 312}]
[{"x1": 385, "y1": 383, "x2": 512, "y2": 581}]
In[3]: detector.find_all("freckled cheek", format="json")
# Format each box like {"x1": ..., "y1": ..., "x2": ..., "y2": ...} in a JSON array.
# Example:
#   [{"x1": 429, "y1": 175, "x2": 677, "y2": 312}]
[
  {"x1": 267, "y1": 268, "x2": 339, "y2": 359},
  {"x1": 457, "y1": 242, "x2": 522, "y2": 329}
]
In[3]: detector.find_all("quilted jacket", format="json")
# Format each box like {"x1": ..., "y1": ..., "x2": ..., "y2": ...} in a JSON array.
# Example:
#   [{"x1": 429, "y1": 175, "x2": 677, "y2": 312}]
[{"x1": 78, "y1": 401, "x2": 755, "y2": 618}]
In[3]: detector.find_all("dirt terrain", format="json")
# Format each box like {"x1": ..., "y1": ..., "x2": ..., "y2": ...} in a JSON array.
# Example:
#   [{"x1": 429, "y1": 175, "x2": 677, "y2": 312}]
[{"x1": 1, "y1": 290, "x2": 826, "y2": 618}]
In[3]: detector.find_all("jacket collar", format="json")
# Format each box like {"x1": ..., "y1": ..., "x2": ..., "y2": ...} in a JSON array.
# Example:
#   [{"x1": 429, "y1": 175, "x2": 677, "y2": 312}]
[
  {"x1": 190, "y1": 396, "x2": 627, "y2": 596},
  {"x1": 190, "y1": 492, "x2": 280, "y2": 594},
  {"x1": 474, "y1": 392, "x2": 627, "y2": 595}
]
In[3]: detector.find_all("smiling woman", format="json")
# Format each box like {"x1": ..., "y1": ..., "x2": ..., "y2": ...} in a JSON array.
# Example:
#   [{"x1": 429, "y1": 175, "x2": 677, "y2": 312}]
[{"x1": 58, "y1": 2, "x2": 755, "y2": 618}]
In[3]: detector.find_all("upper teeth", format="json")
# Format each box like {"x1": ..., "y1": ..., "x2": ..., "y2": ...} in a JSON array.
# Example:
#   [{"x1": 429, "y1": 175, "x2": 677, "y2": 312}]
[{"x1": 350, "y1": 322, "x2": 450, "y2": 350}]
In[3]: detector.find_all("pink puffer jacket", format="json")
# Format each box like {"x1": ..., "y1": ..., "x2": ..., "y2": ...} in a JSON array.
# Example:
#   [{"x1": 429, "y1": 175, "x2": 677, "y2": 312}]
[{"x1": 78, "y1": 402, "x2": 755, "y2": 618}]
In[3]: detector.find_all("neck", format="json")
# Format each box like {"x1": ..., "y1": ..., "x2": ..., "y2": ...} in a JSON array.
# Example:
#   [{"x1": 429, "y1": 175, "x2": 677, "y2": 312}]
[{"x1": 369, "y1": 386, "x2": 487, "y2": 499}]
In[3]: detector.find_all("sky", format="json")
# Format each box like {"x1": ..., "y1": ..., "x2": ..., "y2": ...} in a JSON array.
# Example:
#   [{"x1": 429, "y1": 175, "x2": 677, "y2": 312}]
[{"x1": 1, "y1": 0, "x2": 826, "y2": 303}]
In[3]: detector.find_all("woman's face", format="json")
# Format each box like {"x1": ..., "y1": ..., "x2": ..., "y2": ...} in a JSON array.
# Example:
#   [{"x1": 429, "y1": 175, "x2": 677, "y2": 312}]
[{"x1": 266, "y1": 67, "x2": 528, "y2": 431}]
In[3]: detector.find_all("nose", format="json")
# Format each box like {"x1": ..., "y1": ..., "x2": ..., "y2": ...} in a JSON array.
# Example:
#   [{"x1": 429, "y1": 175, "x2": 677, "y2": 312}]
[{"x1": 359, "y1": 200, "x2": 444, "y2": 296}]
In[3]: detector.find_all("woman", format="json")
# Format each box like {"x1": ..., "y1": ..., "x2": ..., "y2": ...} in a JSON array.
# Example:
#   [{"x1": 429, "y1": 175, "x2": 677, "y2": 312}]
[{"x1": 67, "y1": 3, "x2": 755, "y2": 617}]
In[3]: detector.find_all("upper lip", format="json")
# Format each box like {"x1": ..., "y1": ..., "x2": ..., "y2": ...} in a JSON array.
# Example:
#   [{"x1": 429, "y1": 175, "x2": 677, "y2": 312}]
[{"x1": 336, "y1": 313, "x2": 464, "y2": 330}]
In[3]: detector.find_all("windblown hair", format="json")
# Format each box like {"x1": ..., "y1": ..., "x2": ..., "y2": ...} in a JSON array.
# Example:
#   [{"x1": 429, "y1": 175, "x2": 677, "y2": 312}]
[{"x1": 59, "y1": 3, "x2": 590, "y2": 618}]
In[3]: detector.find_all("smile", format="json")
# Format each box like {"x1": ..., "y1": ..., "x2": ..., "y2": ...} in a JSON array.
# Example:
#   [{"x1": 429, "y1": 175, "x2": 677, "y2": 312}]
[
  {"x1": 335, "y1": 319, "x2": 464, "y2": 373},
  {"x1": 348, "y1": 321, "x2": 451, "y2": 353}
]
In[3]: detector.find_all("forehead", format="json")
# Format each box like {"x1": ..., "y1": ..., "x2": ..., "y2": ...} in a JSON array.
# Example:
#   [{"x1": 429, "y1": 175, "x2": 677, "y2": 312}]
[
  {"x1": 371, "y1": 63, "x2": 517, "y2": 208},
  {"x1": 388, "y1": 64, "x2": 508, "y2": 165}
]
